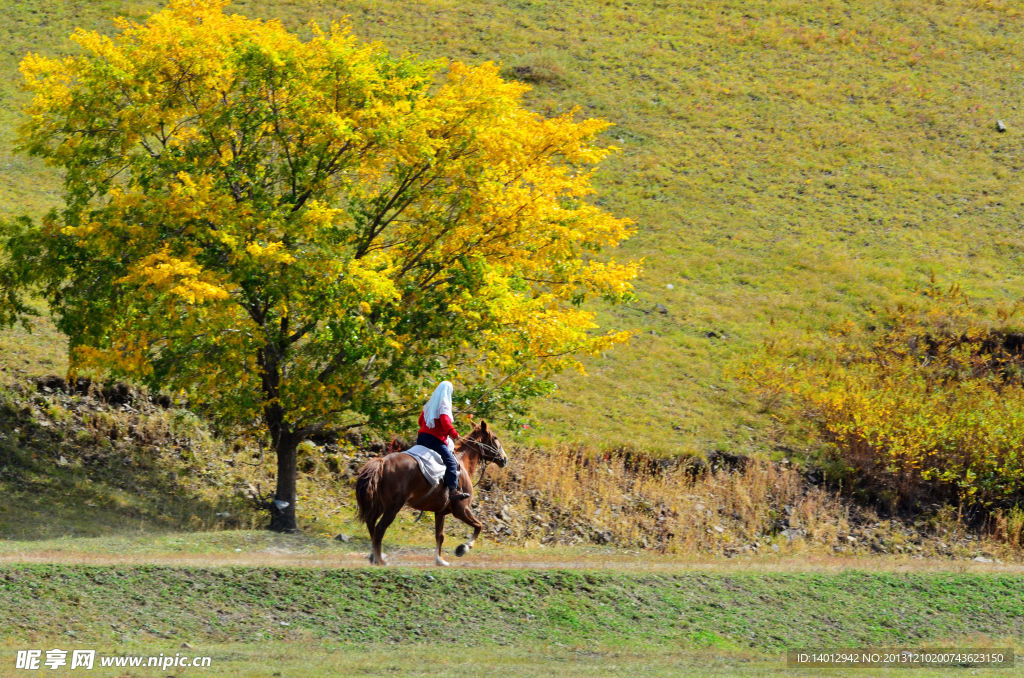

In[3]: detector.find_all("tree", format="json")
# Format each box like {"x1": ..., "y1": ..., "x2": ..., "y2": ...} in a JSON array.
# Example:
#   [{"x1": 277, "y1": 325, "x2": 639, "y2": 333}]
[{"x1": 2, "y1": 0, "x2": 637, "y2": 531}]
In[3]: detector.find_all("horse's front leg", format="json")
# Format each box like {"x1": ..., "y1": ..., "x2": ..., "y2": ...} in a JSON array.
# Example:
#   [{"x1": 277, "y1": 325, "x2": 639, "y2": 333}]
[
  {"x1": 434, "y1": 512, "x2": 450, "y2": 567},
  {"x1": 451, "y1": 502, "x2": 483, "y2": 557}
]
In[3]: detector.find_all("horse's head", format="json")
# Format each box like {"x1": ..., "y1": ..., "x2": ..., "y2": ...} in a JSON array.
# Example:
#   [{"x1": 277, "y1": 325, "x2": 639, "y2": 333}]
[{"x1": 463, "y1": 420, "x2": 508, "y2": 467}]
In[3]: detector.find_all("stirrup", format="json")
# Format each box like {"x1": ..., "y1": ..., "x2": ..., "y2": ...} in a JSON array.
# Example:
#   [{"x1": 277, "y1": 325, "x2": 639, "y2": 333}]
[{"x1": 448, "y1": 488, "x2": 470, "y2": 502}]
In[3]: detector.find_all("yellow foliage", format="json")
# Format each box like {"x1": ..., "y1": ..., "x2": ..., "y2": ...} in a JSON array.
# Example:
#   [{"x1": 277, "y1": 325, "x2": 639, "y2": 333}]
[
  {"x1": 14, "y1": 0, "x2": 638, "y2": 437},
  {"x1": 119, "y1": 247, "x2": 231, "y2": 304},
  {"x1": 746, "y1": 287, "x2": 1024, "y2": 513}
]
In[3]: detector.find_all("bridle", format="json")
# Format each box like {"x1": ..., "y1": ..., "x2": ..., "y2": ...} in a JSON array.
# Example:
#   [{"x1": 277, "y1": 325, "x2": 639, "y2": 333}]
[
  {"x1": 457, "y1": 435, "x2": 506, "y2": 482},
  {"x1": 460, "y1": 437, "x2": 503, "y2": 461}
]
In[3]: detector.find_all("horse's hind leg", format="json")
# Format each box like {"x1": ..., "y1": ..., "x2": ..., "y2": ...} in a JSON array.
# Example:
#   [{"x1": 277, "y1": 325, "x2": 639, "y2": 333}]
[
  {"x1": 451, "y1": 502, "x2": 483, "y2": 558},
  {"x1": 434, "y1": 512, "x2": 450, "y2": 567},
  {"x1": 371, "y1": 502, "x2": 402, "y2": 565},
  {"x1": 363, "y1": 512, "x2": 379, "y2": 563}
]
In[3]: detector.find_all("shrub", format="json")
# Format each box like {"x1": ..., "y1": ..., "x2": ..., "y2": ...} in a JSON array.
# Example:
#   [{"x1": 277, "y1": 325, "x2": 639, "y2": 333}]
[{"x1": 746, "y1": 285, "x2": 1024, "y2": 518}]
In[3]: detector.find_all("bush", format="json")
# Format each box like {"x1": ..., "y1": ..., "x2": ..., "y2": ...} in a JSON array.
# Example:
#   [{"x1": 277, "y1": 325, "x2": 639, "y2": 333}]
[{"x1": 746, "y1": 285, "x2": 1024, "y2": 518}]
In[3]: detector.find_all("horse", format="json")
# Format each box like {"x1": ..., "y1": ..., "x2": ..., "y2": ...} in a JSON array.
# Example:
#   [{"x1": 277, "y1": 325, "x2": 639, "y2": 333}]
[{"x1": 355, "y1": 420, "x2": 508, "y2": 566}]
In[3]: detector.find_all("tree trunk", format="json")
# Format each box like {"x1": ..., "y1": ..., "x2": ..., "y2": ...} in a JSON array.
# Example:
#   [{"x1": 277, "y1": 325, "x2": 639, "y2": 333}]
[
  {"x1": 269, "y1": 431, "x2": 299, "y2": 532},
  {"x1": 261, "y1": 342, "x2": 300, "y2": 533}
]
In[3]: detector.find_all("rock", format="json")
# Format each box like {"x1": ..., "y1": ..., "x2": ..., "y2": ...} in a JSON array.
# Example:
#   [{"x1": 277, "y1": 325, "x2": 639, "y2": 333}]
[
  {"x1": 666, "y1": 283, "x2": 674, "y2": 290},
  {"x1": 334, "y1": 533, "x2": 350, "y2": 543},
  {"x1": 782, "y1": 527, "x2": 804, "y2": 542},
  {"x1": 973, "y1": 556, "x2": 993, "y2": 563},
  {"x1": 181, "y1": 642, "x2": 193, "y2": 649},
  {"x1": 655, "y1": 303, "x2": 669, "y2": 314},
  {"x1": 996, "y1": 119, "x2": 1007, "y2": 133},
  {"x1": 706, "y1": 450, "x2": 749, "y2": 473}
]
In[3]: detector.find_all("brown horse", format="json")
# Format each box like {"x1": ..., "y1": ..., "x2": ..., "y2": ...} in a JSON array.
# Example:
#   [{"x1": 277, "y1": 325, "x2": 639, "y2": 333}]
[{"x1": 355, "y1": 420, "x2": 508, "y2": 565}]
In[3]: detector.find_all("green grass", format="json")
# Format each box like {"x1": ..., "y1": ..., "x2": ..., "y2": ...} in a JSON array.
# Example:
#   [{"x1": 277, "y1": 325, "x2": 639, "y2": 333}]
[
  {"x1": 3, "y1": 639, "x2": 1013, "y2": 678},
  {"x1": 0, "y1": 565, "x2": 1020, "y2": 676},
  {"x1": 2, "y1": 0, "x2": 1024, "y2": 456}
]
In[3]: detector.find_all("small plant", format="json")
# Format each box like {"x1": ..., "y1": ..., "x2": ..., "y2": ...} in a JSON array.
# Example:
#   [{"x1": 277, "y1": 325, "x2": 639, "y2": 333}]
[{"x1": 992, "y1": 506, "x2": 1024, "y2": 549}]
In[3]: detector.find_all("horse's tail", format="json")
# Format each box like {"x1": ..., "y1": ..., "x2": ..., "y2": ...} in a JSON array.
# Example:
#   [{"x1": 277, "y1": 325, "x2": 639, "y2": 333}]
[{"x1": 355, "y1": 457, "x2": 385, "y2": 525}]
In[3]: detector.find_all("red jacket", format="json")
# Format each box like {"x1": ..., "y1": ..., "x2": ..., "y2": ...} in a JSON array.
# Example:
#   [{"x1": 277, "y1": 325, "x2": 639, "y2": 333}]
[{"x1": 418, "y1": 411, "x2": 460, "y2": 442}]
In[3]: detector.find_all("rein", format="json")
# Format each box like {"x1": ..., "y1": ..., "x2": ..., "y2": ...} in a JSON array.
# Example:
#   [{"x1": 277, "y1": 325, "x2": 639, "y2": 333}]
[
  {"x1": 457, "y1": 437, "x2": 503, "y2": 483},
  {"x1": 458, "y1": 437, "x2": 503, "y2": 461}
]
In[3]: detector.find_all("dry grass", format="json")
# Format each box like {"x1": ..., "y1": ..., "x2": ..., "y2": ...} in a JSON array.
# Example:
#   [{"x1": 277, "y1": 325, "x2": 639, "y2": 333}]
[
  {"x1": 991, "y1": 507, "x2": 1024, "y2": 550},
  {"x1": 477, "y1": 446, "x2": 1022, "y2": 561},
  {"x1": 485, "y1": 449, "x2": 848, "y2": 553}
]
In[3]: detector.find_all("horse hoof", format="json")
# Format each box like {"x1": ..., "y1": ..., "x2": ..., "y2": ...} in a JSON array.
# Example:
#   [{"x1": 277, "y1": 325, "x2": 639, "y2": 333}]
[
  {"x1": 435, "y1": 558, "x2": 450, "y2": 567},
  {"x1": 454, "y1": 544, "x2": 467, "y2": 557}
]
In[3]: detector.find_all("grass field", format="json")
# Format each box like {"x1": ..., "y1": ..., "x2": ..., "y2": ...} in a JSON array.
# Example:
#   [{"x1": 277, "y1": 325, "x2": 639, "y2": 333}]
[
  {"x1": 0, "y1": 559, "x2": 1021, "y2": 676},
  {"x1": 3, "y1": 0, "x2": 1024, "y2": 455}
]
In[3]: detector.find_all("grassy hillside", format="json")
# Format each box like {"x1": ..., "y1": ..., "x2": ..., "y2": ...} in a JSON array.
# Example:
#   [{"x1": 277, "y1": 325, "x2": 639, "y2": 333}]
[{"x1": 2, "y1": 0, "x2": 1024, "y2": 455}]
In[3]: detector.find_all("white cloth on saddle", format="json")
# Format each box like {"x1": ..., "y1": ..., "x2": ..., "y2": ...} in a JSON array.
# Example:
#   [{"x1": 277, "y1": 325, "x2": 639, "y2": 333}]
[{"x1": 400, "y1": 444, "x2": 447, "y2": 487}]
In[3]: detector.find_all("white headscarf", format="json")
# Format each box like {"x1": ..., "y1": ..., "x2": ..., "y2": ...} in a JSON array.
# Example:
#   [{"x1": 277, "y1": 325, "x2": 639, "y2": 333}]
[{"x1": 423, "y1": 381, "x2": 454, "y2": 428}]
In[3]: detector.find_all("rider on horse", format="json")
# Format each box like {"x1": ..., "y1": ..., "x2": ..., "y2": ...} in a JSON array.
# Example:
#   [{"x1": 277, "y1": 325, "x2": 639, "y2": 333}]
[{"x1": 417, "y1": 381, "x2": 470, "y2": 503}]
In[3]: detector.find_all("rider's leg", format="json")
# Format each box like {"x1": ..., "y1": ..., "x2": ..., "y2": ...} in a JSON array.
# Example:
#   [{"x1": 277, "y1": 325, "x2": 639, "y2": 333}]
[
  {"x1": 439, "y1": 444, "x2": 469, "y2": 502},
  {"x1": 416, "y1": 432, "x2": 468, "y2": 502}
]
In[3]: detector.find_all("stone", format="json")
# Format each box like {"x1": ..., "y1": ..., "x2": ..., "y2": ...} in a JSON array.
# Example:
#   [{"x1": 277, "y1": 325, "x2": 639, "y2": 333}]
[
  {"x1": 782, "y1": 527, "x2": 804, "y2": 542},
  {"x1": 996, "y1": 119, "x2": 1007, "y2": 133}
]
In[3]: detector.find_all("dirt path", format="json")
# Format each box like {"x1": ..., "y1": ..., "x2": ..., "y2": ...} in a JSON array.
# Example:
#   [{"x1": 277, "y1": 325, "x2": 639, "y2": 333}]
[{"x1": 1, "y1": 547, "x2": 1022, "y2": 573}]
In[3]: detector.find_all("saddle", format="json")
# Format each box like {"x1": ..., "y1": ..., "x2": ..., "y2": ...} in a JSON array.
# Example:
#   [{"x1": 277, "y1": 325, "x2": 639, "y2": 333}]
[{"x1": 399, "y1": 445, "x2": 446, "y2": 486}]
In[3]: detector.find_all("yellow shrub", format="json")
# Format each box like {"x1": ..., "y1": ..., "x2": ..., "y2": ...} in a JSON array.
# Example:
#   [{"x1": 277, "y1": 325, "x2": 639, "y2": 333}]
[{"x1": 747, "y1": 285, "x2": 1024, "y2": 515}]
